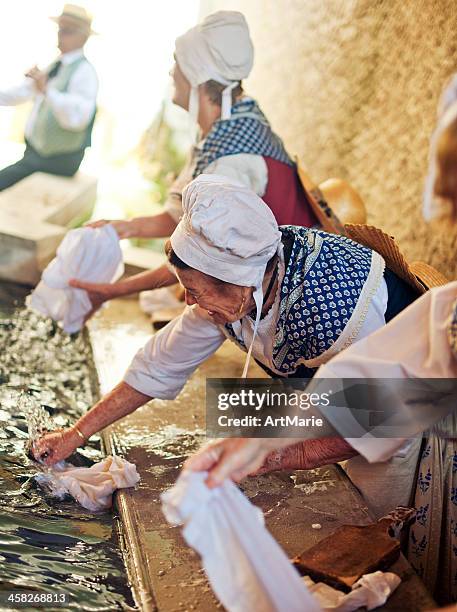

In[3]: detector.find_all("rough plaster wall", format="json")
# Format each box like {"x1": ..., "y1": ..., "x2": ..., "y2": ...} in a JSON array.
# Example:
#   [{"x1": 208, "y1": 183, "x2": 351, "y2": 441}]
[{"x1": 200, "y1": 0, "x2": 457, "y2": 278}]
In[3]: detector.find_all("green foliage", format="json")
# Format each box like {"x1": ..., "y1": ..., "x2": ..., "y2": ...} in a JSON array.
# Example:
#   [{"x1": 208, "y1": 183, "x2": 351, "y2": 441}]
[{"x1": 138, "y1": 104, "x2": 186, "y2": 205}]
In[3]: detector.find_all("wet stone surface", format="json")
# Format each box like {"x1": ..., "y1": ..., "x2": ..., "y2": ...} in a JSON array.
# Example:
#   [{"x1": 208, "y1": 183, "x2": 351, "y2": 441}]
[{"x1": 0, "y1": 290, "x2": 135, "y2": 611}]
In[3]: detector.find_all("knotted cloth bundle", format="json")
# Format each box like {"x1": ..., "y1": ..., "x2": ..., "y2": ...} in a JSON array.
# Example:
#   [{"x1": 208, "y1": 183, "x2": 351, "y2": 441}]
[{"x1": 28, "y1": 225, "x2": 123, "y2": 333}]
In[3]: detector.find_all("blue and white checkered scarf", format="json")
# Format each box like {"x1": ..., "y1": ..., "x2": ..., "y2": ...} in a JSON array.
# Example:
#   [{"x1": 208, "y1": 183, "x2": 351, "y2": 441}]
[
  {"x1": 225, "y1": 226, "x2": 383, "y2": 375},
  {"x1": 193, "y1": 97, "x2": 293, "y2": 178}
]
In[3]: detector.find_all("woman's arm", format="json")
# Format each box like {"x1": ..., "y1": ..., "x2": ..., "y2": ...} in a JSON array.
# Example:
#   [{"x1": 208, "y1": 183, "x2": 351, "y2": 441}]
[
  {"x1": 69, "y1": 263, "x2": 178, "y2": 322},
  {"x1": 185, "y1": 436, "x2": 357, "y2": 488},
  {"x1": 256, "y1": 437, "x2": 358, "y2": 474},
  {"x1": 33, "y1": 307, "x2": 226, "y2": 464},
  {"x1": 32, "y1": 381, "x2": 150, "y2": 465},
  {"x1": 86, "y1": 212, "x2": 178, "y2": 240}
]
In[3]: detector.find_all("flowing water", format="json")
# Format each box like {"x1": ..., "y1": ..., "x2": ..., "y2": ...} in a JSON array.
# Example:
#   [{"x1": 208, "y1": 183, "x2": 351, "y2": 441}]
[{"x1": 0, "y1": 283, "x2": 136, "y2": 611}]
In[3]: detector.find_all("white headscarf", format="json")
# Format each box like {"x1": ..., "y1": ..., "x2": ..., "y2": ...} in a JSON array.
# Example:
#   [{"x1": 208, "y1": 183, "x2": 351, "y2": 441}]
[
  {"x1": 423, "y1": 99, "x2": 457, "y2": 221},
  {"x1": 174, "y1": 11, "x2": 254, "y2": 123},
  {"x1": 170, "y1": 174, "x2": 281, "y2": 377}
]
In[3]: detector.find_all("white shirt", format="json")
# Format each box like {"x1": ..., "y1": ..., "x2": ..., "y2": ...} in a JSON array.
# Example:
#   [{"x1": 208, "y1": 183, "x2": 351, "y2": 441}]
[
  {"x1": 311, "y1": 281, "x2": 457, "y2": 464},
  {"x1": 124, "y1": 267, "x2": 389, "y2": 399},
  {"x1": 0, "y1": 48, "x2": 98, "y2": 136},
  {"x1": 164, "y1": 147, "x2": 268, "y2": 223}
]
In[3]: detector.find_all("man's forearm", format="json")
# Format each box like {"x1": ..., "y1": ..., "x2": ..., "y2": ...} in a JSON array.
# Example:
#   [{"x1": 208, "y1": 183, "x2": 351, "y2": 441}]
[
  {"x1": 74, "y1": 381, "x2": 151, "y2": 438},
  {"x1": 128, "y1": 212, "x2": 178, "y2": 238},
  {"x1": 111, "y1": 264, "x2": 178, "y2": 297}
]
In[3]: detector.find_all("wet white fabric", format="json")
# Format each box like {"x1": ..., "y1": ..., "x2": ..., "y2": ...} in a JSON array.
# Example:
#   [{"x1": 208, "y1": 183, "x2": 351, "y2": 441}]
[
  {"x1": 35, "y1": 456, "x2": 139, "y2": 512},
  {"x1": 175, "y1": 11, "x2": 254, "y2": 121},
  {"x1": 161, "y1": 470, "x2": 320, "y2": 612},
  {"x1": 423, "y1": 99, "x2": 457, "y2": 221},
  {"x1": 303, "y1": 571, "x2": 401, "y2": 611},
  {"x1": 28, "y1": 225, "x2": 123, "y2": 333}
]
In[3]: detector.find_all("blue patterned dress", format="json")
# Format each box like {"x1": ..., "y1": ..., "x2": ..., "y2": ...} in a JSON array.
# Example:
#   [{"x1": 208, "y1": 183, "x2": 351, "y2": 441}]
[
  {"x1": 407, "y1": 299, "x2": 457, "y2": 605},
  {"x1": 224, "y1": 226, "x2": 385, "y2": 373}
]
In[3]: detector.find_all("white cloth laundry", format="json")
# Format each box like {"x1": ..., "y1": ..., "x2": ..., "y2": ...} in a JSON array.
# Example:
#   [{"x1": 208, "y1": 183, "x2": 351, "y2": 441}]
[
  {"x1": 35, "y1": 455, "x2": 140, "y2": 512},
  {"x1": 162, "y1": 471, "x2": 402, "y2": 612},
  {"x1": 303, "y1": 572, "x2": 401, "y2": 611},
  {"x1": 161, "y1": 470, "x2": 320, "y2": 612},
  {"x1": 28, "y1": 225, "x2": 124, "y2": 333},
  {"x1": 139, "y1": 286, "x2": 184, "y2": 315}
]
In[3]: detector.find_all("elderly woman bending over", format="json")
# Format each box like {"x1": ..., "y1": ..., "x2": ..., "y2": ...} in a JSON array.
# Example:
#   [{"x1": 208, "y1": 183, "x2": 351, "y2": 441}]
[{"x1": 33, "y1": 175, "x2": 418, "y2": 513}]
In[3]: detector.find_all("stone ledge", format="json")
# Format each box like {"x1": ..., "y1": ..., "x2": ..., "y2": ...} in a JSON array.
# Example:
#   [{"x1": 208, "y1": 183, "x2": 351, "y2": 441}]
[{"x1": 0, "y1": 171, "x2": 97, "y2": 285}]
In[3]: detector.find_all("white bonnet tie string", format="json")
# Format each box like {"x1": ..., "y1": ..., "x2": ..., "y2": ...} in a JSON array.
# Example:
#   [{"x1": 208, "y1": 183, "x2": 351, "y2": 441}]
[
  {"x1": 241, "y1": 284, "x2": 264, "y2": 378},
  {"x1": 221, "y1": 82, "x2": 238, "y2": 120}
]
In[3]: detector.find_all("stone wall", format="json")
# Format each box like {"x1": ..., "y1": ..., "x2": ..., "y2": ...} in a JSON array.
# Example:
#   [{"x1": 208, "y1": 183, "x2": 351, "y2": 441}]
[{"x1": 201, "y1": 0, "x2": 457, "y2": 278}]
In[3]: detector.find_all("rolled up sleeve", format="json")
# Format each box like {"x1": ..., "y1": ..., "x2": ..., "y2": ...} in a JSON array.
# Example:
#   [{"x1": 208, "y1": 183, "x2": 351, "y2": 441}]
[
  {"x1": 0, "y1": 79, "x2": 34, "y2": 105},
  {"x1": 124, "y1": 306, "x2": 226, "y2": 399},
  {"x1": 309, "y1": 285, "x2": 457, "y2": 463}
]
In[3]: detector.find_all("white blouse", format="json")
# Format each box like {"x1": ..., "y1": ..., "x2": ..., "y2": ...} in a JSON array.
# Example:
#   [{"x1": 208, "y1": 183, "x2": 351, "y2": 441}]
[
  {"x1": 124, "y1": 254, "x2": 389, "y2": 398},
  {"x1": 164, "y1": 146, "x2": 268, "y2": 223}
]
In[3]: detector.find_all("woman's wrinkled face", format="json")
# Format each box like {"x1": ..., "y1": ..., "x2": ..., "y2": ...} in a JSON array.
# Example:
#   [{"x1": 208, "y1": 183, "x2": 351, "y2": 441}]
[
  {"x1": 170, "y1": 57, "x2": 191, "y2": 110},
  {"x1": 174, "y1": 268, "x2": 250, "y2": 325}
]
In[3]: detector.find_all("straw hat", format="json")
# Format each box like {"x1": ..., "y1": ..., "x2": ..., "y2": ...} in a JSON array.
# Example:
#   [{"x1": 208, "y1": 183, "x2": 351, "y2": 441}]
[
  {"x1": 50, "y1": 4, "x2": 97, "y2": 35},
  {"x1": 295, "y1": 156, "x2": 367, "y2": 233},
  {"x1": 344, "y1": 224, "x2": 448, "y2": 293}
]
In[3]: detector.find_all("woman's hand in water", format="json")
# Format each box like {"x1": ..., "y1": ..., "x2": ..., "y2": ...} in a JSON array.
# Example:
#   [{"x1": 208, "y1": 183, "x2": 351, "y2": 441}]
[{"x1": 32, "y1": 427, "x2": 83, "y2": 466}]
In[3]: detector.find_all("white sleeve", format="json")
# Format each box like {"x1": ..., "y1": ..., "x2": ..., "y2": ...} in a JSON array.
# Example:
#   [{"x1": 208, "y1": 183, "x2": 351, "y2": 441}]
[
  {"x1": 308, "y1": 283, "x2": 457, "y2": 463},
  {"x1": 205, "y1": 154, "x2": 268, "y2": 196},
  {"x1": 124, "y1": 305, "x2": 226, "y2": 399},
  {"x1": 46, "y1": 61, "x2": 98, "y2": 130},
  {"x1": 0, "y1": 79, "x2": 34, "y2": 105}
]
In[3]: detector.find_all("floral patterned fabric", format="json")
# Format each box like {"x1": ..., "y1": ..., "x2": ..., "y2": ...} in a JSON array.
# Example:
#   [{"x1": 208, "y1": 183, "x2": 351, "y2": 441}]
[
  {"x1": 225, "y1": 226, "x2": 383, "y2": 373},
  {"x1": 407, "y1": 298, "x2": 457, "y2": 605}
]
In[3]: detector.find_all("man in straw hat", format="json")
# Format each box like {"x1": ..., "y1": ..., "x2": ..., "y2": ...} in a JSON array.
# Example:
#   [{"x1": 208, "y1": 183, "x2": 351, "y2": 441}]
[{"x1": 0, "y1": 4, "x2": 98, "y2": 191}]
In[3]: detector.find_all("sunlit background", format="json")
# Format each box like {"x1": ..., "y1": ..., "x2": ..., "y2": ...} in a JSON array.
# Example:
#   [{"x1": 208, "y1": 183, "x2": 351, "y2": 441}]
[{"x1": 0, "y1": 0, "x2": 199, "y2": 225}]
